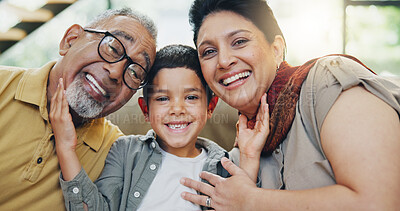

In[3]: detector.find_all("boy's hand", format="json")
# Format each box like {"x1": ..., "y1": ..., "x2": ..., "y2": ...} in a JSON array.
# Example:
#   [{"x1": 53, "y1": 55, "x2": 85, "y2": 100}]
[
  {"x1": 236, "y1": 93, "x2": 269, "y2": 158},
  {"x1": 49, "y1": 78, "x2": 77, "y2": 151},
  {"x1": 50, "y1": 78, "x2": 82, "y2": 181},
  {"x1": 235, "y1": 93, "x2": 269, "y2": 181}
]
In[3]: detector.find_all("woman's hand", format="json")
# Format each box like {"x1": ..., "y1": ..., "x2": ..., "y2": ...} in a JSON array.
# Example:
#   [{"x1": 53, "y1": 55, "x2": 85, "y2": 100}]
[
  {"x1": 49, "y1": 78, "x2": 77, "y2": 151},
  {"x1": 236, "y1": 93, "x2": 269, "y2": 181},
  {"x1": 181, "y1": 157, "x2": 258, "y2": 211}
]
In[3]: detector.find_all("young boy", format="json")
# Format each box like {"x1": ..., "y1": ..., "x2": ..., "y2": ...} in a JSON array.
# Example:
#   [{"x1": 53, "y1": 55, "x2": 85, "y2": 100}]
[
  {"x1": 50, "y1": 44, "x2": 222, "y2": 210},
  {"x1": 50, "y1": 44, "x2": 269, "y2": 210}
]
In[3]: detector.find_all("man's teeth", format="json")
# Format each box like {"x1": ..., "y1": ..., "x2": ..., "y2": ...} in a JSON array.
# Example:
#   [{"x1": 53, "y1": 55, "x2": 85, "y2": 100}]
[
  {"x1": 168, "y1": 123, "x2": 188, "y2": 130},
  {"x1": 86, "y1": 74, "x2": 107, "y2": 96},
  {"x1": 222, "y1": 71, "x2": 250, "y2": 86}
]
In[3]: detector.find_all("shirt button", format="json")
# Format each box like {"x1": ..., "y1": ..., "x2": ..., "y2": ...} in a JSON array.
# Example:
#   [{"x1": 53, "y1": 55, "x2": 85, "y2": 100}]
[
  {"x1": 330, "y1": 60, "x2": 339, "y2": 67},
  {"x1": 151, "y1": 142, "x2": 156, "y2": 149},
  {"x1": 37, "y1": 157, "x2": 43, "y2": 164},
  {"x1": 134, "y1": 191, "x2": 140, "y2": 198},
  {"x1": 274, "y1": 149, "x2": 280, "y2": 154},
  {"x1": 149, "y1": 164, "x2": 157, "y2": 170},
  {"x1": 72, "y1": 187, "x2": 79, "y2": 194}
]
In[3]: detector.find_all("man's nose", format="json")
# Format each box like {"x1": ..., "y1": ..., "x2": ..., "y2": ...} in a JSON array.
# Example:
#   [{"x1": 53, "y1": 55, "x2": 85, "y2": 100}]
[{"x1": 104, "y1": 61, "x2": 125, "y2": 84}]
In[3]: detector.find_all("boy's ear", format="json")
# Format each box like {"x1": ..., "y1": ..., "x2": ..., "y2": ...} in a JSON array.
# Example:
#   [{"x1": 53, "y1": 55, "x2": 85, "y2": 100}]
[
  {"x1": 207, "y1": 96, "x2": 219, "y2": 119},
  {"x1": 138, "y1": 97, "x2": 150, "y2": 122},
  {"x1": 59, "y1": 24, "x2": 84, "y2": 56}
]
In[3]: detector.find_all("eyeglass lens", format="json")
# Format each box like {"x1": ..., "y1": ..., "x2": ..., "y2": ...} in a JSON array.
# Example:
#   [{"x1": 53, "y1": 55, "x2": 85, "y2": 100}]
[
  {"x1": 98, "y1": 35, "x2": 146, "y2": 89},
  {"x1": 99, "y1": 36, "x2": 125, "y2": 62},
  {"x1": 125, "y1": 64, "x2": 145, "y2": 88}
]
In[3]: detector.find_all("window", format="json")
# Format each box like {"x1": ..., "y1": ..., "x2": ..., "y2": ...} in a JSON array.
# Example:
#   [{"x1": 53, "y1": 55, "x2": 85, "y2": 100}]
[{"x1": 344, "y1": 0, "x2": 400, "y2": 76}]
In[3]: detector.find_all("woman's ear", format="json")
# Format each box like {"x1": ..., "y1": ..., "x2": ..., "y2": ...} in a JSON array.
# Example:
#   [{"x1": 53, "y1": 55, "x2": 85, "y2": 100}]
[
  {"x1": 272, "y1": 35, "x2": 285, "y2": 65},
  {"x1": 59, "y1": 24, "x2": 84, "y2": 56},
  {"x1": 138, "y1": 97, "x2": 150, "y2": 122},
  {"x1": 207, "y1": 96, "x2": 219, "y2": 119}
]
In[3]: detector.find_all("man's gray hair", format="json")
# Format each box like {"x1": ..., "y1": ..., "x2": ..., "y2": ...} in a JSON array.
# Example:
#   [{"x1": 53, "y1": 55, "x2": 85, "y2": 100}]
[{"x1": 86, "y1": 8, "x2": 157, "y2": 40}]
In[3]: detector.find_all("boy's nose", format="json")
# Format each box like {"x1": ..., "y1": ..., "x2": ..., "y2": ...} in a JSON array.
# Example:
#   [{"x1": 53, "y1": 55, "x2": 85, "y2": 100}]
[{"x1": 169, "y1": 100, "x2": 186, "y2": 115}]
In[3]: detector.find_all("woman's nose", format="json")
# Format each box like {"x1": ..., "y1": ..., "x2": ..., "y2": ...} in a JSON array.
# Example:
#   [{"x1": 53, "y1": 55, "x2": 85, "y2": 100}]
[{"x1": 217, "y1": 48, "x2": 237, "y2": 70}]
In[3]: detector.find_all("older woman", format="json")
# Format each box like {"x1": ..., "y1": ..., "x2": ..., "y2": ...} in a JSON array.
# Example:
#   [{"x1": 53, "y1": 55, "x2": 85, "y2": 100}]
[{"x1": 180, "y1": 0, "x2": 400, "y2": 210}]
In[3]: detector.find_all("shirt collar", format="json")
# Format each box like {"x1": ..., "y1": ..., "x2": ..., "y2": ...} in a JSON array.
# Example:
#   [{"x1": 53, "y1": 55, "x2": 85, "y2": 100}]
[
  {"x1": 15, "y1": 61, "x2": 56, "y2": 121},
  {"x1": 13, "y1": 61, "x2": 107, "y2": 151},
  {"x1": 76, "y1": 118, "x2": 106, "y2": 152}
]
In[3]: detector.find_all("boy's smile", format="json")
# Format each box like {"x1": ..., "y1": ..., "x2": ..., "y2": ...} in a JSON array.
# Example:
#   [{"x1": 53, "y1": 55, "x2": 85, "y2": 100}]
[
  {"x1": 166, "y1": 121, "x2": 190, "y2": 131},
  {"x1": 145, "y1": 67, "x2": 213, "y2": 157}
]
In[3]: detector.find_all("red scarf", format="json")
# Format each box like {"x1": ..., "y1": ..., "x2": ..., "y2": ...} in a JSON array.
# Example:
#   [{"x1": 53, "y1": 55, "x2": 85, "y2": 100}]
[{"x1": 242, "y1": 55, "x2": 373, "y2": 156}]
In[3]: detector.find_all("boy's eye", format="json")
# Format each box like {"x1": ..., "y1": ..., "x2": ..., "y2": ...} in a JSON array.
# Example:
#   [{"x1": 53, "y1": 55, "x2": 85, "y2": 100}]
[
  {"x1": 186, "y1": 95, "x2": 199, "y2": 100},
  {"x1": 156, "y1": 96, "x2": 169, "y2": 102}
]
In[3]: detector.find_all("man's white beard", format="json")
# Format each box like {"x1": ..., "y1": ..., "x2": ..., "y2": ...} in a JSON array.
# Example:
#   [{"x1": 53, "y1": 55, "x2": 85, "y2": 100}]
[{"x1": 65, "y1": 73, "x2": 105, "y2": 119}]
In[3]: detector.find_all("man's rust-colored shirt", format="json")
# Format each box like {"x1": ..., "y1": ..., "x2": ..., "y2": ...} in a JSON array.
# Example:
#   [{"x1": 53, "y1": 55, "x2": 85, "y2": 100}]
[{"x1": 0, "y1": 62, "x2": 123, "y2": 210}]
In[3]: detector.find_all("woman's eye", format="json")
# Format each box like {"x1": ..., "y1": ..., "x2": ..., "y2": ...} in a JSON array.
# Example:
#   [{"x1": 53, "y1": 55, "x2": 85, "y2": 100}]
[
  {"x1": 233, "y1": 39, "x2": 248, "y2": 46},
  {"x1": 156, "y1": 96, "x2": 168, "y2": 102},
  {"x1": 202, "y1": 49, "x2": 216, "y2": 57}
]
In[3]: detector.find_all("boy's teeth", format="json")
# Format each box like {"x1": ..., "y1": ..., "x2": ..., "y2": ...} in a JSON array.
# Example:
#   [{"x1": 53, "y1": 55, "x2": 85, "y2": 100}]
[
  {"x1": 168, "y1": 124, "x2": 188, "y2": 130},
  {"x1": 222, "y1": 71, "x2": 250, "y2": 86},
  {"x1": 86, "y1": 74, "x2": 107, "y2": 96}
]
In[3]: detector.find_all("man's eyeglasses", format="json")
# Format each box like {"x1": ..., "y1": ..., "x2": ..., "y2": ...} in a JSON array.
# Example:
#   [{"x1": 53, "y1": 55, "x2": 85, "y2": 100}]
[{"x1": 84, "y1": 28, "x2": 148, "y2": 90}]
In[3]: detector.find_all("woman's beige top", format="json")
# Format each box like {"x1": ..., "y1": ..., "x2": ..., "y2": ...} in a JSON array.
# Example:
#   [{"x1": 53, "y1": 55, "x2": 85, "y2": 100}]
[{"x1": 231, "y1": 55, "x2": 400, "y2": 189}]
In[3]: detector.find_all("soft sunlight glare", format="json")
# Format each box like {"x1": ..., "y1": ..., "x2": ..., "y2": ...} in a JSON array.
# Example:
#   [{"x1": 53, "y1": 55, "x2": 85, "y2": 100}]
[
  {"x1": 0, "y1": 3, "x2": 20, "y2": 32},
  {"x1": 6, "y1": 0, "x2": 46, "y2": 11},
  {"x1": 270, "y1": 0, "x2": 343, "y2": 65}
]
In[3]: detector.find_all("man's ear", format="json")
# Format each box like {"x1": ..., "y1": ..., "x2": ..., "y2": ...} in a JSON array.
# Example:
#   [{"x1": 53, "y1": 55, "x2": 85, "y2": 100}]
[
  {"x1": 207, "y1": 96, "x2": 218, "y2": 119},
  {"x1": 138, "y1": 97, "x2": 150, "y2": 122},
  {"x1": 59, "y1": 24, "x2": 84, "y2": 56}
]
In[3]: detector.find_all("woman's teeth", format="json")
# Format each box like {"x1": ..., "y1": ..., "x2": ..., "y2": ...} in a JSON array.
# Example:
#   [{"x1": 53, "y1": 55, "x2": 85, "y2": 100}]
[
  {"x1": 222, "y1": 71, "x2": 250, "y2": 86},
  {"x1": 86, "y1": 74, "x2": 107, "y2": 96}
]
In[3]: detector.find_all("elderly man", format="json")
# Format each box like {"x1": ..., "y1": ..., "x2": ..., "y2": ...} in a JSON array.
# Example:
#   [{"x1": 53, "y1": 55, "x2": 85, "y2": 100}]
[{"x1": 0, "y1": 8, "x2": 157, "y2": 210}]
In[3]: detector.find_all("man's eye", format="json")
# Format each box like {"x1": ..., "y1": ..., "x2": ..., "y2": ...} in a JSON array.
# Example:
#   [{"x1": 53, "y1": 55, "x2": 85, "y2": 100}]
[{"x1": 107, "y1": 43, "x2": 119, "y2": 55}]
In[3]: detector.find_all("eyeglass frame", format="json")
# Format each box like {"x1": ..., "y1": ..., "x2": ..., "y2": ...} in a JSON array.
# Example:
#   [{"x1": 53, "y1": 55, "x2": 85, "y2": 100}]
[{"x1": 84, "y1": 28, "x2": 148, "y2": 90}]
